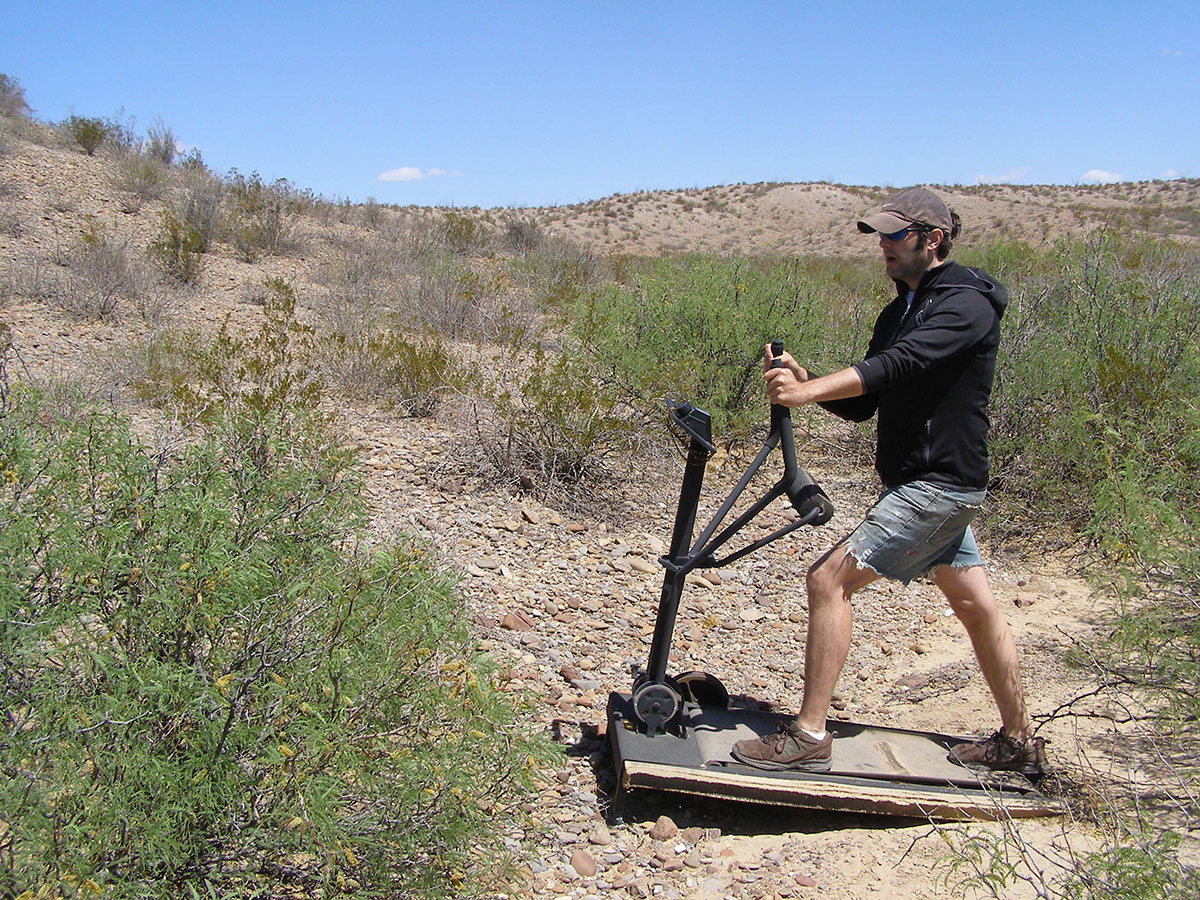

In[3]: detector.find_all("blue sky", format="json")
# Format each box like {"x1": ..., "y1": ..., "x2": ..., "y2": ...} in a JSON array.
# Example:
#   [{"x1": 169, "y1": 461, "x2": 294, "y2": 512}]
[{"x1": 3, "y1": 1, "x2": 1196, "y2": 208}]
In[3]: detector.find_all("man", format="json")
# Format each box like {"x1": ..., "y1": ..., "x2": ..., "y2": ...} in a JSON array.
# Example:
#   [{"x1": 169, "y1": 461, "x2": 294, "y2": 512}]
[{"x1": 731, "y1": 187, "x2": 1045, "y2": 775}]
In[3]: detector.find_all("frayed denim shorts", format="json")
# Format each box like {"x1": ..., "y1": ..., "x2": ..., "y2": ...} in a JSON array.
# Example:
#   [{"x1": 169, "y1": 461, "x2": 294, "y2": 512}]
[{"x1": 847, "y1": 481, "x2": 985, "y2": 585}]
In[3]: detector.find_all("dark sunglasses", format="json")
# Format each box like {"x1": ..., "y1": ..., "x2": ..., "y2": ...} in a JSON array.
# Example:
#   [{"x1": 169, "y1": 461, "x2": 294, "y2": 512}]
[{"x1": 880, "y1": 225, "x2": 927, "y2": 241}]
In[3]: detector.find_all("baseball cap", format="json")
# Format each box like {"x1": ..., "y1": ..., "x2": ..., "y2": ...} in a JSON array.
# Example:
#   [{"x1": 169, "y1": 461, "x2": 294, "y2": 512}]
[{"x1": 857, "y1": 187, "x2": 953, "y2": 235}]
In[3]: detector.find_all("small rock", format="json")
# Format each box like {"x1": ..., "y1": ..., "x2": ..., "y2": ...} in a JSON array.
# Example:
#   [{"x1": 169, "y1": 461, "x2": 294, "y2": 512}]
[
  {"x1": 501, "y1": 610, "x2": 537, "y2": 632},
  {"x1": 521, "y1": 507, "x2": 541, "y2": 525},
  {"x1": 629, "y1": 557, "x2": 658, "y2": 574},
  {"x1": 1015, "y1": 592, "x2": 1038, "y2": 608},
  {"x1": 588, "y1": 822, "x2": 614, "y2": 846},
  {"x1": 570, "y1": 849, "x2": 597, "y2": 877},
  {"x1": 795, "y1": 874, "x2": 818, "y2": 887},
  {"x1": 922, "y1": 612, "x2": 938, "y2": 624},
  {"x1": 649, "y1": 815, "x2": 678, "y2": 841}
]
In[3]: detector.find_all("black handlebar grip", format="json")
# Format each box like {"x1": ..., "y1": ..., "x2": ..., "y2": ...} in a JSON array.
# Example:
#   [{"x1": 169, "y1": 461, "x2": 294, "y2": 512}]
[{"x1": 770, "y1": 339, "x2": 783, "y2": 368}]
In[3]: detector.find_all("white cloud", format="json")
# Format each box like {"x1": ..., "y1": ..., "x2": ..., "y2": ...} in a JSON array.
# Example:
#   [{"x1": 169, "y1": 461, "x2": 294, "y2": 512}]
[
  {"x1": 1080, "y1": 168, "x2": 1123, "y2": 184},
  {"x1": 377, "y1": 166, "x2": 460, "y2": 182},
  {"x1": 1163, "y1": 168, "x2": 1180, "y2": 179},
  {"x1": 976, "y1": 166, "x2": 1028, "y2": 185},
  {"x1": 1163, "y1": 48, "x2": 1184, "y2": 56}
]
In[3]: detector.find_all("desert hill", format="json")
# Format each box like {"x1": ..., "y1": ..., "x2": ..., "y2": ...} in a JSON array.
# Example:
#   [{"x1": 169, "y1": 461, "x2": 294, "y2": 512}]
[{"x1": 521, "y1": 178, "x2": 1200, "y2": 257}]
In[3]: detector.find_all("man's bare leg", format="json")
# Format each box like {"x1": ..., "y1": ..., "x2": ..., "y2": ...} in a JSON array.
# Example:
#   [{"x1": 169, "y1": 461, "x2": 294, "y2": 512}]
[
  {"x1": 796, "y1": 542, "x2": 879, "y2": 734},
  {"x1": 933, "y1": 564, "x2": 1032, "y2": 740}
]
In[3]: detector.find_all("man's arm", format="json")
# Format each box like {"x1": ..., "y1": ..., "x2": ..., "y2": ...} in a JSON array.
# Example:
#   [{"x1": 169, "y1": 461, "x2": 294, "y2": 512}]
[{"x1": 764, "y1": 365, "x2": 864, "y2": 408}]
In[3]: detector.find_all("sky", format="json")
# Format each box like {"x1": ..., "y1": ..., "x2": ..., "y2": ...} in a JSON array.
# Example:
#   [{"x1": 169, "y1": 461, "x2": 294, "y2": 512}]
[{"x1": 2, "y1": 1, "x2": 1196, "y2": 209}]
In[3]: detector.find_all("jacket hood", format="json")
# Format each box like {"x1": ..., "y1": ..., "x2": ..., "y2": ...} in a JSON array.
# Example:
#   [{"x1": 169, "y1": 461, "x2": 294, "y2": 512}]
[{"x1": 897, "y1": 260, "x2": 1009, "y2": 318}]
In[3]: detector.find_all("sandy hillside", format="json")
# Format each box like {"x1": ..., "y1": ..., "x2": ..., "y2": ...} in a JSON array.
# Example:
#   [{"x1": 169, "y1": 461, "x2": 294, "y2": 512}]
[
  {"x1": 2, "y1": 126, "x2": 1197, "y2": 899},
  {"x1": 519, "y1": 178, "x2": 1200, "y2": 258}
]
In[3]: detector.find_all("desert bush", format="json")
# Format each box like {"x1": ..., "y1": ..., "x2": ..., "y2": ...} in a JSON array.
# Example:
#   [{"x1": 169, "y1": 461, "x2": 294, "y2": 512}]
[
  {"x1": 147, "y1": 209, "x2": 204, "y2": 285},
  {"x1": 318, "y1": 330, "x2": 453, "y2": 417},
  {"x1": 57, "y1": 223, "x2": 140, "y2": 320},
  {"x1": 173, "y1": 166, "x2": 223, "y2": 251},
  {"x1": 223, "y1": 169, "x2": 300, "y2": 261},
  {"x1": 569, "y1": 254, "x2": 877, "y2": 439},
  {"x1": 440, "y1": 209, "x2": 489, "y2": 254},
  {"x1": 975, "y1": 234, "x2": 1200, "y2": 533},
  {"x1": 0, "y1": 377, "x2": 549, "y2": 897},
  {"x1": 0, "y1": 199, "x2": 22, "y2": 237},
  {"x1": 501, "y1": 212, "x2": 542, "y2": 253},
  {"x1": 470, "y1": 345, "x2": 639, "y2": 498},
  {"x1": 101, "y1": 108, "x2": 139, "y2": 156},
  {"x1": 359, "y1": 195, "x2": 385, "y2": 229},
  {"x1": 312, "y1": 236, "x2": 402, "y2": 339},
  {"x1": 112, "y1": 153, "x2": 170, "y2": 209},
  {"x1": 143, "y1": 117, "x2": 176, "y2": 165},
  {"x1": 398, "y1": 253, "x2": 521, "y2": 342},
  {"x1": 62, "y1": 114, "x2": 107, "y2": 155},
  {"x1": 131, "y1": 278, "x2": 319, "y2": 425},
  {"x1": 0, "y1": 73, "x2": 31, "y2": 119}
]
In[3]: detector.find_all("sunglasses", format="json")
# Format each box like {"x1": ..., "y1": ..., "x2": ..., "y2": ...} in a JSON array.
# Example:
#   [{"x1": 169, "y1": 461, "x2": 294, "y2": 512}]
[{"x1": 880, "y1": 225, "x2": 927, "y2": 241}]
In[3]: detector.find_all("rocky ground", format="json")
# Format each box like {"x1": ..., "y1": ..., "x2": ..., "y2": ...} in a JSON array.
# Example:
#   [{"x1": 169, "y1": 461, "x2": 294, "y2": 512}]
[{"x1": 342, "y1": 399, "x2": 1110, "y2": 900}]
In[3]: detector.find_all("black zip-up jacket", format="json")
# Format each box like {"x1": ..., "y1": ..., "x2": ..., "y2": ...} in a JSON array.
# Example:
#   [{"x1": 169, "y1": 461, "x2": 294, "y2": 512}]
[{"x1": 820, "y1": 261, "x2": 1008, "y2": 491}]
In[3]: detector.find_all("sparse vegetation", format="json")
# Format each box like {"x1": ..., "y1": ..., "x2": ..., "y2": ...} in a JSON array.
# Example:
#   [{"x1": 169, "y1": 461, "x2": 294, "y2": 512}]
[
  {"x1": 58, "y1": 221, "x2": 140, "y2": 320},
  {"x1": 147, "y1": 209, "x2": 204, "y2": 284},
  {"x1": 223, "y1": 169, "x2": 301, "y2": 261},
  {"x1": 62, "y1": 113, "x2": 107, "y2": 155},
  {"x1": 112, "y1": 153, "x2": 169, "y2": 209}
]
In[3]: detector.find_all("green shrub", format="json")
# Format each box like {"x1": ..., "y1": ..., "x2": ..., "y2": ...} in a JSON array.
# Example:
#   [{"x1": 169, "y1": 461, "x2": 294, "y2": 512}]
[
  {"x1": 63, "y1": 114, "x2": 107, "y2": 155},
  {"x1": 131, "y1": 278, "x2": 319, "y2": 424},
  {"x1": 569, "y1": 254, "x2": 879, "y2": 439},
  {"x1": 147, "y1": 210, "x2": 204, "y2": 284},
  {"x1": 441, "y1": 209, "x2": 488, "y2": 254},
  {"x1": 0, "y1": 383, "x2": 549, "y2": 898}
]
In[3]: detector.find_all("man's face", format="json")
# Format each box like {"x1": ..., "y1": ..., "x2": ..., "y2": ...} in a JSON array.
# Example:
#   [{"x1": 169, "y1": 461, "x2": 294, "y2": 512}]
[{"x1": 879, "y1": 227, "x2": 936, "y2": 288}]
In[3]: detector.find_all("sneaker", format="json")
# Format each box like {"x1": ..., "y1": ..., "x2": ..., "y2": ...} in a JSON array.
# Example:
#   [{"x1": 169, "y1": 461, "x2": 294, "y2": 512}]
[
  {"x1": 949, "y1": 728, "x2": 1047, "y2": 777},
  {"x1": 731, "y1": 724, "x2": 833, "y2": 772}
]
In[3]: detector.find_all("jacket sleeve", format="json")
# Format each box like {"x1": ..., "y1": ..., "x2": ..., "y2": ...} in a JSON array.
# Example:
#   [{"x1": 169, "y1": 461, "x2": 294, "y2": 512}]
[{"x1": 853, "y1": 289, "x2": 995, "y2": 394}]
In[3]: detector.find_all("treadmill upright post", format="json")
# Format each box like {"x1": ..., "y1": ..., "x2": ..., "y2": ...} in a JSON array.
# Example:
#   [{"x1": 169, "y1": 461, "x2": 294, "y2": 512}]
[{"x1": 646, "y1": 404, "x2": 711, "y2": 685}]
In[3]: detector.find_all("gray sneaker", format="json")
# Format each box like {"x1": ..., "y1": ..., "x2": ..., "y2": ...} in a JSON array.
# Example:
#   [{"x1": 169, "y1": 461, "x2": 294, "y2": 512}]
[
  {"x1": 731, "y1": 725, "x2": 832, "y2": 772},
  {"x1": 949, "y1": 728, "x2": 1048, "y2": 777}
]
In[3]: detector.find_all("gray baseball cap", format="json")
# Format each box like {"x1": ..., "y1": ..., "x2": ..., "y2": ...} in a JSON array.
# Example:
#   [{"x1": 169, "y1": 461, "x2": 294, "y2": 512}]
[{"x1": 857, "y1": 187, "x2": 953, "y2": 234}]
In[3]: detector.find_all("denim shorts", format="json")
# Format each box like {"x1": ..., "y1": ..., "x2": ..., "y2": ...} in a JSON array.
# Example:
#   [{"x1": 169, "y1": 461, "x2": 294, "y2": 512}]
[{"x1": 846, "y1": 481, "x2": 985, "y2": 585}]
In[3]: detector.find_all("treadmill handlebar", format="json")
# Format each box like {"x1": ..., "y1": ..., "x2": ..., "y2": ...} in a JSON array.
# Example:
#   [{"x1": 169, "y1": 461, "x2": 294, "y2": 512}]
[{"x1": 769, "y1": 340, "x2": 834, "y2": 526}]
